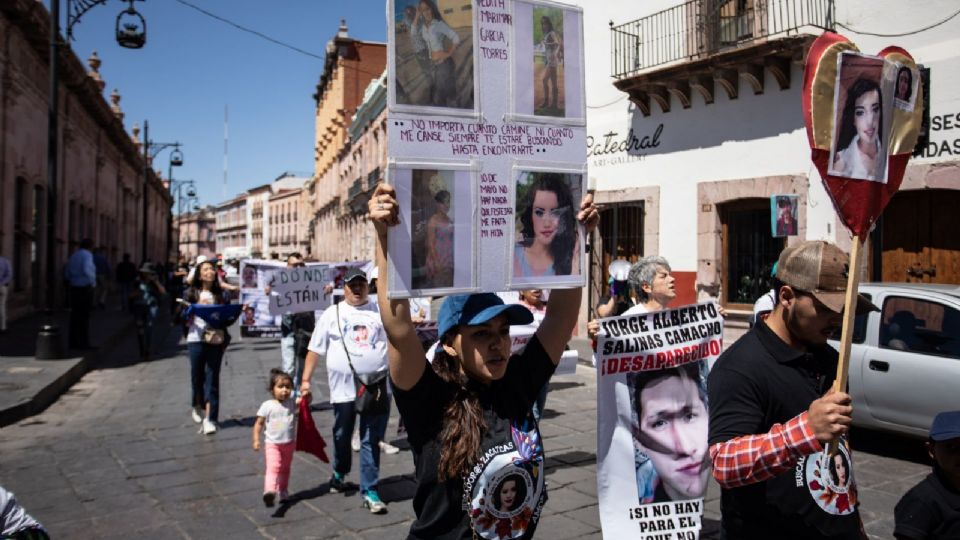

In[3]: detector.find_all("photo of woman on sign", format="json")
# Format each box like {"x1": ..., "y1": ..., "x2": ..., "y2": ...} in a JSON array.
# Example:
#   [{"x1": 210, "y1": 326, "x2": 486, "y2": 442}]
[
  {"x1": 534, "y1": 8, "x2": 564, "y2": 116},
  {"x1": 392, "y1": 0, "x2": 474, "y2": 110},
  {"x1": 627, "y1": 361, "x2": 710, "y2": 503},
  {"x1": 829, "y1": 53, "x2": 890, "y2": 183},
  {"x1": 513, "y1": 172, "x2": 582, "y2": 282},
  {"x1": 411, "y1": 170, "x2": 456, "y2": 291}
]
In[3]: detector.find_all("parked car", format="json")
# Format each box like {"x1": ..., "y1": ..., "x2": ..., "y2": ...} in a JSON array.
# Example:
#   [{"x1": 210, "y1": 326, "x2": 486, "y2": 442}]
[{"x1": 828, "y1": 283, "x2": 960, "y2": 439}]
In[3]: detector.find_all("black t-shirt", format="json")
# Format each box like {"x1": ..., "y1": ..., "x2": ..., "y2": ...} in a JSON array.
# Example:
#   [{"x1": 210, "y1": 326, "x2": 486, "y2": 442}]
[
  {"x1": 895, "y1": 468, "x2": 960, "y2": 540},
  {"x1": 708, "y1": 322, "x2": 861, "y2": 540},
  {"x1": 393, "y1": 335, "x2": 556, "y2": 540}
]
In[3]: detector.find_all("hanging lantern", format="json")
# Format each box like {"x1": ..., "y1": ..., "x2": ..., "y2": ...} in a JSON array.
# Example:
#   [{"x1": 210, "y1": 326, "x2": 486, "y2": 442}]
[
  {"x1": 115, "y1": 1, "x2": 147, "y2": 49},
  {"x1": 187, "y1": 187, "x2": 196, "y2": 198},
  {"x1": 170, "y1": 147, "x2": 184, "y2": 167}
]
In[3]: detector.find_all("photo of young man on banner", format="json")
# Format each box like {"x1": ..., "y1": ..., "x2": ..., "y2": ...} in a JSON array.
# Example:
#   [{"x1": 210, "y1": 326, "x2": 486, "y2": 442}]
[
  {"x1": 596, "y1": 302, "x2": 723, "y2": 539},
  {"x1": 390, "y1": 0, "x2": 475, "y2": 112},
  {"x1": 771, "y1": 194, "x2": 799, "y2": 237},
  {"x1": 511, "y1": 169, "x2": 585, "y2": 289}
]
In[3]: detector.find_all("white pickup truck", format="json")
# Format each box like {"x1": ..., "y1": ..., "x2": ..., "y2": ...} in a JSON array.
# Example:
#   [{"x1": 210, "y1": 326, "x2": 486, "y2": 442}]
[{"x1": 829, "y1": 283, "x2": 960, "y2": 439}]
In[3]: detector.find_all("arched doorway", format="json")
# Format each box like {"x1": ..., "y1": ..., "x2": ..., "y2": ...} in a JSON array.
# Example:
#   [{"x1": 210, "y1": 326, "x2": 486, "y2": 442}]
[{"x1": 874, "y1": 189, "x2": 960, "y2": 284}]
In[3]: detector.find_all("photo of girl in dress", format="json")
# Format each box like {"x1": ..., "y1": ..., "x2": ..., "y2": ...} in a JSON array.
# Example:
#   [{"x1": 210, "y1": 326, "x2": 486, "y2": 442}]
[
  {"x1": 392, "y1": 0, "x2": 475, "y2": 110},
  {"x1": 412, "y1": 170, "x2": 456, "y2": 290},
  {"x1": 829, "y1": 52, "x2": 892, "y2": 183},
  {"x1": 533, "y1": 7, "x2": 564, "y2": 117},
  {"x1": 513, "y1": 171, "x2": 583, "y2": 285}
]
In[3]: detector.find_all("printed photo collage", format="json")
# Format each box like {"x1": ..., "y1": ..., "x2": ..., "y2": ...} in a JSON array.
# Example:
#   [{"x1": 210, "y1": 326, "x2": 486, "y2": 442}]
[
  {"x1": 388, "y1": 0, "x2": 586, "y2": 123},
  {"x1": 385, "y1": 161, "x2": 587, "y2": 298},
  {"x1": 386, "y1": 0, "x2": 587, "y2": 298}
]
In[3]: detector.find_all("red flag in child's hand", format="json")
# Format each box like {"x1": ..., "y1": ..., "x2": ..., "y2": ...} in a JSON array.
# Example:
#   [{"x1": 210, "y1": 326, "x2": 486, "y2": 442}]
[{"x1": 296, "y1": 398, "x2": 329, "y2": 463}]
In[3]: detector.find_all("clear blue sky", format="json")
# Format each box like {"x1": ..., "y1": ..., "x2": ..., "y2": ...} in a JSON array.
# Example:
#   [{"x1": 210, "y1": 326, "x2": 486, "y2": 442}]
[{"x1": 54, "y1": 0, "x2": 388, "y2": 211}]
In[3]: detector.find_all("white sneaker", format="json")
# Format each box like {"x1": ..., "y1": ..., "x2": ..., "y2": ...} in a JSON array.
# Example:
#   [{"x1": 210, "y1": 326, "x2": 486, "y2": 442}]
[
  {"x1": 379, "y1": 441, "x2": 400, "y2": 455},
  {"x1": 191, "y1": 408, "x2": 203, "y2": 424},
  {"x1": 202, "y1": 418, "x2": 218, "y2": 435},
  {"x1": 352, "y1": 431, "x2": 361, "y2": 452}
]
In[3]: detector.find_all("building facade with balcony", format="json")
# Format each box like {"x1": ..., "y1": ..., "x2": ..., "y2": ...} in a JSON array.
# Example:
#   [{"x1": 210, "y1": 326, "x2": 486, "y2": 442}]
[
  {"x1": 0, "y1": 0, "x2": 172, "y2": 323},
  {"x1": 577, "y1": 0, "x2": 960, "y2": 323},
  {"x1": 176, "y1": 206, "x2": 216, "y2": 263},
  {"x1": 306, "y1": 21, "x2": 386, "y2": 260},
  {"x1": 216, "y1": 195, "x2": 249, "y2": 260}
]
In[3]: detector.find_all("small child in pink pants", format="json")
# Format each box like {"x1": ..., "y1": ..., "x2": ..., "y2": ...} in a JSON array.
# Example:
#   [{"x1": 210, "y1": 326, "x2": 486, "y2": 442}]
[{"x1": 253, "y1": 369, "x2": 298, "y2": 507}]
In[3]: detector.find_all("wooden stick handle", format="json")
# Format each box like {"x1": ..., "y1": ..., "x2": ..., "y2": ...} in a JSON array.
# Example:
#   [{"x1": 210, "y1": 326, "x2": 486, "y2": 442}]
[{"x1": 827, "y1": 238, "x2": 863, "y2": 456}]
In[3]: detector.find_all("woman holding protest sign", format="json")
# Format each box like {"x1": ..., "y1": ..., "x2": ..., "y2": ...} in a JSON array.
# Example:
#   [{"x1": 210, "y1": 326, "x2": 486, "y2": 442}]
[
  {"x1": 513, "y1": 173, "x2": 580, "y2": 279},
  {"x1": 368, "y1": 182, "x2": 598, "y2": 538},
  {"x1": 178, "y1": 260, "x2": 234, "y2": 436}
]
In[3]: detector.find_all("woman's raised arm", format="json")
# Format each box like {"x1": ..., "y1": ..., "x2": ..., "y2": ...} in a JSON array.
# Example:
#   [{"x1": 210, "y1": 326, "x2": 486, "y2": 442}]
[{"x1": 369, "y1": 183, "x2": 427, "y2": 390}]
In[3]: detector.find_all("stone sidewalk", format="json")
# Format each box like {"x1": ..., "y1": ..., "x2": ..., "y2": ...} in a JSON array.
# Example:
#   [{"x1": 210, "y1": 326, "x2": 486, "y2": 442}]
[
  {"x1": 0, "y1": 304, "x2": 137, "y2": 427},
  {"x1": 0, "y1": 320, "x2": 931, "y2": 539}
]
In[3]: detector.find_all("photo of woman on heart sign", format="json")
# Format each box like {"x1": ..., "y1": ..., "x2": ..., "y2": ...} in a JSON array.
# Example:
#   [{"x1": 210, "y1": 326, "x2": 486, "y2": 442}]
[{"x1": 829, "y1": 53, "x2": 891, "y2": 183}]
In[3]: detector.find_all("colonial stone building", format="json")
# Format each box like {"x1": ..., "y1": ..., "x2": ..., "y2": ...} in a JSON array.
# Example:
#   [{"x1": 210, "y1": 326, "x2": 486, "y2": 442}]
[
  {"x1": 0, "y1": 0, "x2": 172, "y2": 322},
  {"x1": 305, "y1": 21, "x2": 386, "y2": 261}
]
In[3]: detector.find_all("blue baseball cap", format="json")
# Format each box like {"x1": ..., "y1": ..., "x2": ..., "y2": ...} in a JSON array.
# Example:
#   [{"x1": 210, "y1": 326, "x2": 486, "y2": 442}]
[
  {"x1": 437, "y1": 293, "x2": 534, "y2": 339},
  {"x1": 930, "y1": 411, "x2": 960, "y2": 441}
]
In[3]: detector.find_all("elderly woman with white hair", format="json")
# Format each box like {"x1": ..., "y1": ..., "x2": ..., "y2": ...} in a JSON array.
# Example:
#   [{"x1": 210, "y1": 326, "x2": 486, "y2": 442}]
[{"x1": 589, "y1": 255, "x2": 724, "y2": 339}]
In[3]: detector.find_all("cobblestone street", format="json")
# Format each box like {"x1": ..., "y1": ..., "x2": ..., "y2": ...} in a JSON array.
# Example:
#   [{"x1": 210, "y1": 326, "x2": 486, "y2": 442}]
[{"x1": 0, "y1": 323, "x2": 931, "y2": 539}]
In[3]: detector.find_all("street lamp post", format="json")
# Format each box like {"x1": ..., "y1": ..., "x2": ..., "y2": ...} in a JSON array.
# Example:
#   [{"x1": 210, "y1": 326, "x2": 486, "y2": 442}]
[
  {"x1": 38, "y1": 0, "x2": 147, "y2": 360},
  {"x1": 170, "y1": 179, "x2": 197, "y2": 262},
  {"x1": 140, "y1": 120, "x2": 182, "y2": 265}
]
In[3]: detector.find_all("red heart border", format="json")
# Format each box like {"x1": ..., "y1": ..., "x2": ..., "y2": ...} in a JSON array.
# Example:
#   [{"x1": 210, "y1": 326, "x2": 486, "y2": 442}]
[{"x1": 802, "y1": 33, "x2": 916, "y2": 241}]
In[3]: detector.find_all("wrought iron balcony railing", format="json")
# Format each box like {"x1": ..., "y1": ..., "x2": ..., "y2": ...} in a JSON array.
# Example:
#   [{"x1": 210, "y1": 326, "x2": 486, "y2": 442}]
[{"x1": 611, "y1": 0, "x2": 833, "y2": 80}]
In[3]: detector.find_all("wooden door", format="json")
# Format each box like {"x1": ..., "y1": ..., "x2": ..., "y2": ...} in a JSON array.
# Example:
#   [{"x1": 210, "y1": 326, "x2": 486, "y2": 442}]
[{"x1": 881, "y1": 189, "x2": 960, "y2": 284}]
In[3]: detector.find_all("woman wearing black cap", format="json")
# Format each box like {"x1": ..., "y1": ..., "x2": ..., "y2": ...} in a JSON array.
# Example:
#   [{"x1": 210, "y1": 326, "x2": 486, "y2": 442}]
[{"x1": 367, "y1": 182, "x2": 598, "y2": 539}]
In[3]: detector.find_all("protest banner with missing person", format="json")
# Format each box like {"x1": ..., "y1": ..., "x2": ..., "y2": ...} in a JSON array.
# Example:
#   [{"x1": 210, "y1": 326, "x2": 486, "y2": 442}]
[
  {"x1": 239, "y1": 259, "x2": 284, "y2": 338},
  {"x1": 386, "y1": 0, "x2": 588, "y2": 298},
  {"x1": 596, "y1": 302, "x2": 723, "y2": 540}
]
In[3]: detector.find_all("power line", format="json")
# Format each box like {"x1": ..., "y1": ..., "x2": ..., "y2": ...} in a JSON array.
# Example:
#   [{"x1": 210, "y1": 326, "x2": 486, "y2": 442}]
[
  {"x1": 588, "y1": 95, "x2": 626, "y2": 109},
  {"x1": 173, "y1": 0, "x2": 325, "y2": 61},
  {"x1": 836, "y1": 7, "x2": 960, "y2": 37}
]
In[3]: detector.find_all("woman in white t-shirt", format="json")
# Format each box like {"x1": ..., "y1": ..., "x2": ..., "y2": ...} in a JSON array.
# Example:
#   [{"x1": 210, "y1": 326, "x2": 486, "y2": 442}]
[
  {"x1": 180, "y1": 260, "x2": 232, "y2": 436},
  {"x1": 253, "y1": 369, "x2": 298, "y2": 507}
]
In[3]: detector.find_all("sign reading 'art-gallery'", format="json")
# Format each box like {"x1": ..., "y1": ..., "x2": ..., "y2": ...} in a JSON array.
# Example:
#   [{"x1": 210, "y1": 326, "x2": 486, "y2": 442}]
[
  {"x1": 386, "y1": 0, "x2": 587, "y2": 297},
  {"x1": 596, "y1": 303, "x2": 724, "y2": 539}
]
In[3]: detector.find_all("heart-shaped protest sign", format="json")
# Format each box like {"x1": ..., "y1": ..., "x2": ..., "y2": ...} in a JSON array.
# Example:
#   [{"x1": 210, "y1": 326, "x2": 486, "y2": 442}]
[{"x1": 802, "y1": 32, "x2": 924, "y2": 241}]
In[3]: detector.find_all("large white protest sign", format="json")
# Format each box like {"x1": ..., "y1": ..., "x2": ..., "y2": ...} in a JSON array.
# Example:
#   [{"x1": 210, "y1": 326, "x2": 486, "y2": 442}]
[
  {"x1": 596, "y1": 302, "x2": 723, "y2": 539},
  {"x1": 386, "y1": 0, "x2": 587, "y2": 297}
]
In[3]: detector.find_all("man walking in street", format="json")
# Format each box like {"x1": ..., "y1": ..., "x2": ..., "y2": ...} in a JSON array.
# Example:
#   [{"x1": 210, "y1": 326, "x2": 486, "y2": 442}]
[
  {"x1": 115, "y1": 253, "x2": 137, "y2": 311},
  {"x1": 300, "y1": 267, "x2": 391, "y2": 514},
  {"x1": 64, "y1": 239, "x2": 97, "y2": 349},
  {"x1": 0, "y1": 253, "x2": 11, "y2": 333},
  {"x1": 708, "y1": 240, "x2": 876, "y2": 539}
]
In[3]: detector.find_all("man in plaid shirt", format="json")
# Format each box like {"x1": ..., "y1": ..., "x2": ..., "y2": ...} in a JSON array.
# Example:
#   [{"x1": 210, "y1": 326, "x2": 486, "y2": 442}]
[{"x1": 708, "y1": 241, "x2": 875, "y2": 539}]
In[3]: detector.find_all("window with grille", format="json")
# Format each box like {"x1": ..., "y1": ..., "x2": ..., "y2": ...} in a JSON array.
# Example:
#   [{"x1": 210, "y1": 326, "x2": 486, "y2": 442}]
[{"x1": 720, "y1": 198, "x2": 783, "y2": 308}]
